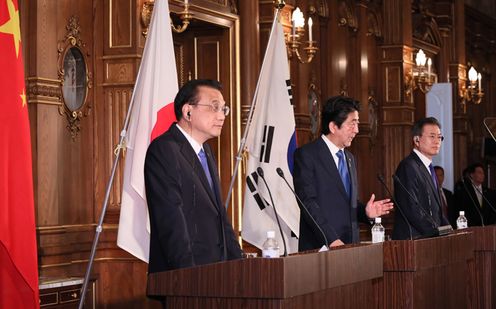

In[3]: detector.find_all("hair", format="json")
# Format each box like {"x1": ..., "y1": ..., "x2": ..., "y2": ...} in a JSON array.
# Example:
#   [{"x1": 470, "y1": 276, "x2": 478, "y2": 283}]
[
  {"x1": 321, "y1": 96, "x2": 360, "y2": 135},
  {"x1": 433, "y1": 165, "x2": 444, "y2": 174},
  {"x1": 411, "y1": 117, "x2": 441, "y2": 138},
  {"x1": 173, "y1": 79, "x2": 223, "y2": 120},
  {"x1": 466, "y1": 162, "x2": 484, "y2": 174}
]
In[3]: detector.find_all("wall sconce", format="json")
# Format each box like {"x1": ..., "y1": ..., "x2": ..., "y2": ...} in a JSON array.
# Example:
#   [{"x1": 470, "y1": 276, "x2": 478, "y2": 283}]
[
  {"x1": 286, "y1": 7, "x2": 318, "y2": 64},
  {"x1": 171, "y1": 0, "x2": 193, "y2": 34},
  {"x1": 141, "y1": 0, "x2": 193, "y2": 38},
  {"x1": 405, "y1": 49, "x2": 435, "y2": 95},
  {"x1": 460, "y1": 66, "x2": 484, "y2": 104}
]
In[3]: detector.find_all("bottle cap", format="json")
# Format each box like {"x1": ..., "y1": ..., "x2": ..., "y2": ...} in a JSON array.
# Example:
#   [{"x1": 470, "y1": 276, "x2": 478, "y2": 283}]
[
  {"x1": 267, "y1": 230, "x2": 276, "y2": 238},
  {"x1": 375, "y1": 217, "x2": 382, "y2": 223},
  {"x1": 460, "y1": 211, "x2": 465, "y2": 216}
]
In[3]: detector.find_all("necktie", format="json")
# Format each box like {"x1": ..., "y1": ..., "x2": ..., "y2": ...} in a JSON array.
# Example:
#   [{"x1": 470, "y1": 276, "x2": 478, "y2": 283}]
[
  {"x1": 198, "y1": 149, "x2": 213, "y2": 190},
  {"x1": 476, "y1": 185, "x2": 483, "y2": 207},
  {"x1": 336, "y1": 150, "x2": 351, "y2": 198},
  {"x1": 429, "y1": 164, "x2": 438, "y2": 190}
]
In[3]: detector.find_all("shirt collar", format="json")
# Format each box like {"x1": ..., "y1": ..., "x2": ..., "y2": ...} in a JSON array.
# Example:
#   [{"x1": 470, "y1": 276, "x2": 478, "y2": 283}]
[
  {"x1": 176, "y1": 123, "x2": 203, "y2": 155},
  {"x1": 321, "y1": 134, "x2": 343, "y2": 155},
  {"x1": 413, "y1": 148, "x2": 432, "y2": 173}
]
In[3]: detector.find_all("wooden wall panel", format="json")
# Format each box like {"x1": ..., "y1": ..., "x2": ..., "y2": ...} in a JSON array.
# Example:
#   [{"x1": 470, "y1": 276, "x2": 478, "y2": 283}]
[{"x1": 23, "y1": 0, "x2": 496, "y2": 307}]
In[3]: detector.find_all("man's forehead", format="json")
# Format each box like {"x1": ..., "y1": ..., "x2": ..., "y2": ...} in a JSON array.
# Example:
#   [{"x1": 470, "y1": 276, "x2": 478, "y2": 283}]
[{"x1": 422, "y1": 124, "x2": 441, "y2": 133}]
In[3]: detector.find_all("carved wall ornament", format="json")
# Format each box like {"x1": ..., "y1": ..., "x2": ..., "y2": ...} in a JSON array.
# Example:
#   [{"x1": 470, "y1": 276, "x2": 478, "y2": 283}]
[
  {"x1": 368, "y1": 88, "x2": 379, "y2": 151},
  {"x1": 337, "y1": 0, "x2": 358, "y2": 32},
  {"x1": 57, "y1": 16, "x2": 92, "y2": 140},
  {"x1": 308, "y1": 72, "x2": 321, "y2": 138},
  {"x1": 366, "y1": 2, "x2": 382, "y2": 39},
  {"x1": 412, "y1": 12, "x2": 442, "y2": 47},
  {"x1": 340, "y1": 79, "x2": 348, "y2": 96},
  {"x1": 310, "y1": 0, "x2": 329, "y2": 18}
]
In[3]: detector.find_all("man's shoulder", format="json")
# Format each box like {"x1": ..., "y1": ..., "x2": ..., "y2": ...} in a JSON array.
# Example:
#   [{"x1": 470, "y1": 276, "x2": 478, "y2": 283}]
[
  {"x1": 297, "y1": 138, "x2": 323, "y2": 154},
  {"x1": 147, "y1": 126, "x2": 183, "y2": 156}
]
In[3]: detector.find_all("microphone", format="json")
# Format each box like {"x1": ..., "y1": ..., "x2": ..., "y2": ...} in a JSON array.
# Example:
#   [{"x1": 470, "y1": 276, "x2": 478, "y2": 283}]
[
  {"x1": 468, "y1": 175, "x2": 496, "y2": 215},
  {"x1": 461, "y1": 176, "x2": 485, "y2": 226},
  {"x1": 256, "y1": 167, "x2": 288, "y2": 257},
  {"x1": 276, "y1": 167, "x2": 330, "y2": 250},
  {"x1": 392, "y1": 174, "x2": 437, "y2": 228},
  {"x1": 376, "y1": 174, "x2": 413, "y2": 240},
  {"x1": 393, "y1": 174, "x2": 452, "y2": 237}
]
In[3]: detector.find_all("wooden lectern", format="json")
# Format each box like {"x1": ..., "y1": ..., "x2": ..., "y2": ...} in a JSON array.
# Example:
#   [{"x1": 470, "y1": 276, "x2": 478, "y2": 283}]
[
  {"x1": 381, "y1": 232, "x2": 474, "y2": 309},
  {"x1": 148, "y1": 244, "x2": 383, "y2": 309},
  {"x1": 465, "y1": 226, "x2": 496, "y2": 309}
]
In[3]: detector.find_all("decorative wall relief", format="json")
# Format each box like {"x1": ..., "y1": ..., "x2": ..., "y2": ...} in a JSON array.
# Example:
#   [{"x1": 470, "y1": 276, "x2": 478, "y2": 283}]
[
  {"x1": 308, "y1": 81, "x2": 320, "y2": 138},
  {"x1": 57, "y1": 16, "x2": 92, "y2": 140},
  {"x1": 337, "y1": 0, "x2": 358, "y2": 31},
  {"x1": 368, "y1": 89, "x2": 379, "y2": 151}
]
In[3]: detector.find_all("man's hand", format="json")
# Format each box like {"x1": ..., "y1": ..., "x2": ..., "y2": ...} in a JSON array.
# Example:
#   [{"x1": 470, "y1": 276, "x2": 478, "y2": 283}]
[
  {"x1": 330, "y1": 239, "x2": 345, "y2": 247},
  {"x1": 365, "y1": 193, "x2": 394, "y2": 218}
]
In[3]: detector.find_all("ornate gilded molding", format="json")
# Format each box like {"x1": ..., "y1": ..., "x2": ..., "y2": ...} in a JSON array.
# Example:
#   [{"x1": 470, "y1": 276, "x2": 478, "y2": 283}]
[
  {"x1": 26, "y1": 77, "x2": 62, "y2": 106},
  {"x1": 368, "y1": 88, "x2": 379, "y2": 151},
  {"x1": 412, "y1": 4, "x2": 442, "y2": 47},
  {"x1": 337, "y1": 0, "x2": 358, "y2": 32},
  {"x1": 141, "y1": 0, "x2": 154, "y2": 38},
  {"x1": 309, "y1": 0, "x2": 329, "y2": 19},
  {"x1": 366, "y1": 1, "x2": 382, "y2": 39},
  {"x1": 57, "y1": 16, "x2": 93, "y2": 140}
]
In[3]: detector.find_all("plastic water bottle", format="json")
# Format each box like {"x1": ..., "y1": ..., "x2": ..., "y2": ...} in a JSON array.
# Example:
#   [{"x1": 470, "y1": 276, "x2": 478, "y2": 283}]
[
  {"x1": 262, "y1": 230, "x2": 280, "y2": 258},
  {"x1": 371, "y1": 217, "x2": 385, "y2": 243},
  {"x1": 457, "y1": 211, "x2": 468, "y2": 229}
]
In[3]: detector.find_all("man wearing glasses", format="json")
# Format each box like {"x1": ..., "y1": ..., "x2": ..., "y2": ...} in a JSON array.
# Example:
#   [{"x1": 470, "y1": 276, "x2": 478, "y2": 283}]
[
  {"x1": 144, "y1": 79, "x2": 242, "y2": 276},
  {"x1": 392, "y1": 117, "x2": 450, "y2": 240}
]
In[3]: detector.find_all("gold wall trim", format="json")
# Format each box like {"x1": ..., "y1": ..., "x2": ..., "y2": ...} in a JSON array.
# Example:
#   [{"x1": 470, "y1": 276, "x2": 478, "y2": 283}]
[
  {"x1": 26, "y1": 77, "x2": 62, "y2": 106},
  {"x1": 102, "y1": 54, "x2": 142, "y2": 60},
  {"x1": 101, "y1": 82, "x2": 136, "y2": 87},
  {"x1": 37, "y1": 223, "x2": 118, "y2": 233},
  {"x1": 40, "y1": 257, "x2": 139, "y2": 269}
]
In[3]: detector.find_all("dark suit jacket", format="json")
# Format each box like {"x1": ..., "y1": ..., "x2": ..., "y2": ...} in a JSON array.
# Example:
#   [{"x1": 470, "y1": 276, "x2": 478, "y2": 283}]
[
  {"x1": 144, "y1": 124, "x2": 242, "y2": 274},
  {"x1": 442, "y1": 188, "x2": 457, "y2": 228},
  {"x1": 453, "y1": 179, "x2": 496, "y2": 226},
  {"x1": 293, "y1": 138, "x2": 367, "y2": 251},
  {"x1": 392, "y1": 152, "x2": 449, "y2": 240}
]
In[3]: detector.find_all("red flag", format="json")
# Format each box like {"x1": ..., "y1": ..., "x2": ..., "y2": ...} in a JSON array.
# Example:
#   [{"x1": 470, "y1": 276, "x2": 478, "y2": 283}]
[
  {"x1": 0, "y1": 0, "x2": 39, "y2": 308},
  {"x1": 117, "y1": 0, "x2": 178, "y2": 262}
]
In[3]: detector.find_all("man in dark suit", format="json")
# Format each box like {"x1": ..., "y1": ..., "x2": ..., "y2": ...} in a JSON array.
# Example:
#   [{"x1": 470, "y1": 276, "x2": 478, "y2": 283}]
[
  {"x1": 293, "y1": 96, "x2": 393, "y2": 251},
  {"x1": 454, "y1": 163, "x2": 496, "y2": 226},
  {"x1": 434, "y1": 165, "x2": 456, "y2": 228},
  {"x1": 144, "y1": 79, "x2": 242, "y2": 275},
  {"x1": 392, "y1": 117, "x2": 450, "y2": 240}
]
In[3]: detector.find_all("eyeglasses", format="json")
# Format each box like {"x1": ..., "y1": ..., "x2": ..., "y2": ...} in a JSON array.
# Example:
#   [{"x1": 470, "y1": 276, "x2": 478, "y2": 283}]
[
  {"x1": 421, "y1": 134, "x2": 444, "y2": 142},
  {"x1": 192, "y1": 103, "x2": 230, "y2": 116}
]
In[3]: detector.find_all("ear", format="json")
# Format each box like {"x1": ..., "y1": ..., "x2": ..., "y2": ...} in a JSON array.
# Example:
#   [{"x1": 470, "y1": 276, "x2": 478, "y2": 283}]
[
  {"x1": 328, "y1": 121, "x2": 336, "y2": 134},
  {"x1": 181, "y1": 104, "x2": 191, "y2": 120}
]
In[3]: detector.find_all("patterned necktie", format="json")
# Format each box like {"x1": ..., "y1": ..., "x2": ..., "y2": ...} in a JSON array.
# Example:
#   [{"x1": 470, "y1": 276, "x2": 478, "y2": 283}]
[
  {"x1": 429, "y1": 163, "x2": 438, "y2": 190},
  {"x1": 336, "y1": 150, "x2": 351, "y2": 198},
  {"x1": 198, "y1": 149, "x2": 213, "y2": 190}
]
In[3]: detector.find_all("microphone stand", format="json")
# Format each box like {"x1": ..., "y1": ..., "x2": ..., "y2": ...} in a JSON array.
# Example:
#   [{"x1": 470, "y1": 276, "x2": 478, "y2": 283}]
[
  {"x1": 461, "y1": 177, "x2": 485, "y2": 226},
  {"x1": 376, "y1": 175, "x2": 413, "y2": 240},
  {"x1": 468, "y1": 175, "x2": 496, "y2": 216},
  {"x1": 276, "y1": 168, "x2": 330, "y2": 250},
  {"x1": 257, "y1": 167, "x2": 288, "y2": 257}
]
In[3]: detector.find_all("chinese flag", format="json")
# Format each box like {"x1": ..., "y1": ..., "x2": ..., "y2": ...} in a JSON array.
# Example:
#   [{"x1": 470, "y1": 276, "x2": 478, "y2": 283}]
[{"x1": 0, "y1": 0, "x2": 40, "y2": 308}]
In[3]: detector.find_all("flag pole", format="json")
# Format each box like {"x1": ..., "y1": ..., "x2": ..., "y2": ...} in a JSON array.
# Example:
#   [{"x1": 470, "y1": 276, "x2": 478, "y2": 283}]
[
  {"x1": 224, "y1": 1, "x2": 285, "y2": 210},
  {"x1": 78, "y1": 52, "x2": 144, "y2": 309}
]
